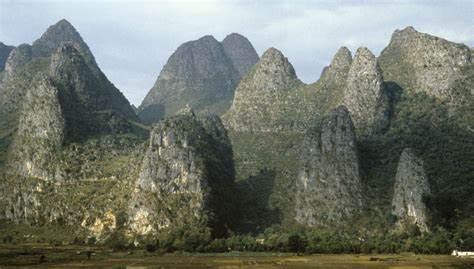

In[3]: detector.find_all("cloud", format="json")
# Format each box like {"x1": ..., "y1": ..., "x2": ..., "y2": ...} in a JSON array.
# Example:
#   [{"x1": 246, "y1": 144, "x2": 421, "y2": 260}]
[{"x1": 1, "y1": 0, "x2": 472, "y2": 105}]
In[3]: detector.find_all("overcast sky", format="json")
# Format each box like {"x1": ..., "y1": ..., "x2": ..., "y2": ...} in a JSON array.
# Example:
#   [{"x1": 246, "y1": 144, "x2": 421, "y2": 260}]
[{"x1": 1, "y1": 0, "x2": 473, "y2": 105}]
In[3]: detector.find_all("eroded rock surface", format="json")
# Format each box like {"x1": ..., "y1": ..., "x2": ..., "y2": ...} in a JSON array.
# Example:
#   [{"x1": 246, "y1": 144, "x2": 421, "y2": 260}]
[
  {"x1": 129, "y1": 112, "x2": 236, "y2": 236},
  {"x1": 295, "y1": 106, "x2": 362, "y2": 226},
  {"x1": 11, "y1": 77, "x2": 65, "y2": 180},
  {"x1": 342, "y1": 47, "x2": 385, "y2": 137},
  {"x1": 392, "y1": 148, "x2": 430, "y2": 232}
]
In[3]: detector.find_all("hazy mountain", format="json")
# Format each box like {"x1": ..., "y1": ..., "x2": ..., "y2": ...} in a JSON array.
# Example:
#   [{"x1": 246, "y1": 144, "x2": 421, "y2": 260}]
[{"x1": 138, "y1": 34, "x2": 259, "y2": 124}]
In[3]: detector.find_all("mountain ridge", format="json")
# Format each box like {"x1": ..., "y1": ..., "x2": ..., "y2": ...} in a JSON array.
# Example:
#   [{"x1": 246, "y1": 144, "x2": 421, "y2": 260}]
[{"x1": 0, "y1": 21, "x2": 473, "y2": 253}]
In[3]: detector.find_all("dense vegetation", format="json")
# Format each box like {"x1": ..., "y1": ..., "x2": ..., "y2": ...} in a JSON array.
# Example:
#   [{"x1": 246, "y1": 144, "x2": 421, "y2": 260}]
[{"x1": 3, "y1": 220, "x2": 472, "y2": 254}]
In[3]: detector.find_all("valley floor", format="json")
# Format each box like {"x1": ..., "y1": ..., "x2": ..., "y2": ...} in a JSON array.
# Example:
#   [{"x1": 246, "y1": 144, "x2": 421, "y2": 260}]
[{"x1": 0, "y1": 244, "x2": 473, "y2": 268}]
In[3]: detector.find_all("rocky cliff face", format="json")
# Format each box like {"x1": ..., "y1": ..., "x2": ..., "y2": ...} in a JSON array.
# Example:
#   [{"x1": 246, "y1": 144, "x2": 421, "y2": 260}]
[
  {"x1": 129, "y1": 111, "x2": 236, "y2": 237},
  {"x1": 139, "y1": 34, "x2": 258, "y2": 124},
  {"x1": 223, "y1": 48, "x2": 303, "y2": 132},
  {"x1": 10, "y1": 77, "x2": 65, "y2": 180},
  {"x1": 378, "y1": 26, "x2": 471, "y2": 101},
  {"x1": 295, "y1": 106, "x2": 362, "y2": 226},
  {"x1": 342, "y1": 47, "x2": 385, "y2": 137},
  {"x1": 0, "y1": 42, "x2": 14, "y2": 72},
  {"x1": 392, "y1": 148, "x2": 430, "y2": 232}
]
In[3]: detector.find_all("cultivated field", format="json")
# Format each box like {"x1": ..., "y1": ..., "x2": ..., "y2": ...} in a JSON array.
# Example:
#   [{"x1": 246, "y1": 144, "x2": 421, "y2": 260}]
[{"x1": 0, "y1": 244, "x2": 473, "y2": 268}]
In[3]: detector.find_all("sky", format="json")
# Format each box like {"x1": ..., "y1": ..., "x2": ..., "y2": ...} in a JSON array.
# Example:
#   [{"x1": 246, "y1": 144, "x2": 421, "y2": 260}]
[{"x1": 1, "y1": 0, "x2": 473, "y2": 106}]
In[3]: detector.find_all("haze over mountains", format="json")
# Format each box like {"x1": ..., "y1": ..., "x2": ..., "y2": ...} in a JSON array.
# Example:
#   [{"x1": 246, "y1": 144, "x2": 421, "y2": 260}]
[{"x1": 0, "y1": 19, "x2": 472, "y2": 252}]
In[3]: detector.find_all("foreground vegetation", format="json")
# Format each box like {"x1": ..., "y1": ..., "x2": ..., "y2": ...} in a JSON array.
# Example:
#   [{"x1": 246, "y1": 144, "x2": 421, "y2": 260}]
[{"x1": 2, "y1": 220, "x2": 473, "y2": 256}]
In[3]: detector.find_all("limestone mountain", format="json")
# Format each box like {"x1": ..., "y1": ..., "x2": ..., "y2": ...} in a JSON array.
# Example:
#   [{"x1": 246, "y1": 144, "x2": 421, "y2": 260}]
[
  {"x1": 49, "y1": 43, "x2": 139, "y2": 141},
  {"x1": 0, "y1": 19, "x2": 139, "y2": 146},
  {"x1": 0, "y1": 23, "x2": 473, "y2": 250},
  {"x1": 0, "y1": 20, "x2": 146, "y2": 239},
  {"x1": 378, "y1": 26, "x2": 471, "y2": 101},
  {"x1": 223, "y1": 47, "x2": 303, "y2": 132},
  {"x1": 2, "y1": 42, "x2": 140, "y2": 178},
  {"x1": 222, "y1": 33, "x2": 260, "y2": 77},
  {"x1": 138, "y1": 34, "x2": 259, "y2": 124},
  {"x1": 295, "y1": 106, "x2": 362, "y2": 226},
  {"x1": 319, "y1": 46, "x2": 352, "y2": 92},
  {"x1": 129, "y1": 111, "x2": 237, "y2": 237},
  {"x1": 223, "y1": 26, "x2": 473, "y2": 235},
  {"x1": 2, "y1": 19, "x2": 94, "y2": 83},
  {"x1": 341, "y1": 47, "x2": 385, "y2": 137},
  {"x1": 0, "y1": 19, "x2": 144, "y2": 228},
  {"x1": 10, "y1": 76, "x2": 65, "y2": 180},
  {"x1": 392, "y1": 148, "x2": 430, "y2": 232},
  {"x1": 31, "y1": 19, "x2": 93, "y2": 60}
]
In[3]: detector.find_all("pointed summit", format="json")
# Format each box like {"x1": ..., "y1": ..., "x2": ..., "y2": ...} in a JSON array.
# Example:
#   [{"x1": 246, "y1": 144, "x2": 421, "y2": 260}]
[
  {"x1": 329, "y1": 46, "x2": 352, "y2": 71},
  {"x1": 223, "y1": 47, "x2": 301, "y2": 132},
  {"x1": 319, "y1": 46, "x2": 352, "y2": 91},
  {"x1": 342, "y1": 47, "x2": 384, "y2": 137},
  {"x1": 222, "y1": 33, "x2": 259, "y2": 78},
  {"x1": 255, "y1": 47, "x2": 297, "y2": 83},
  {"x1": 32, "y1": 19, "x2": 92, "y2": 59},
  {"x1": 232, "y1": 47, "x2": 298, "y2": 96}
]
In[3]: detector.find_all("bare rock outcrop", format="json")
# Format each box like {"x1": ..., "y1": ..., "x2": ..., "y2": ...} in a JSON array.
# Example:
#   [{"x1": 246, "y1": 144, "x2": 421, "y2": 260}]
[
  {"x1": 295, "y1": 106, "x2": 362, "y2": 226},
  {"x1": 11, "y1": 77, "x2": 65, "y2": 180},
  {"x1": 129, "y1": 112, "x2": 236, "y2": 237},
  {"x1": 342, "y1": 47, "x2": 385, "y2": 137},
  {"x1": 392, "y1": 148, "x2": 430, "y2": 232}
]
